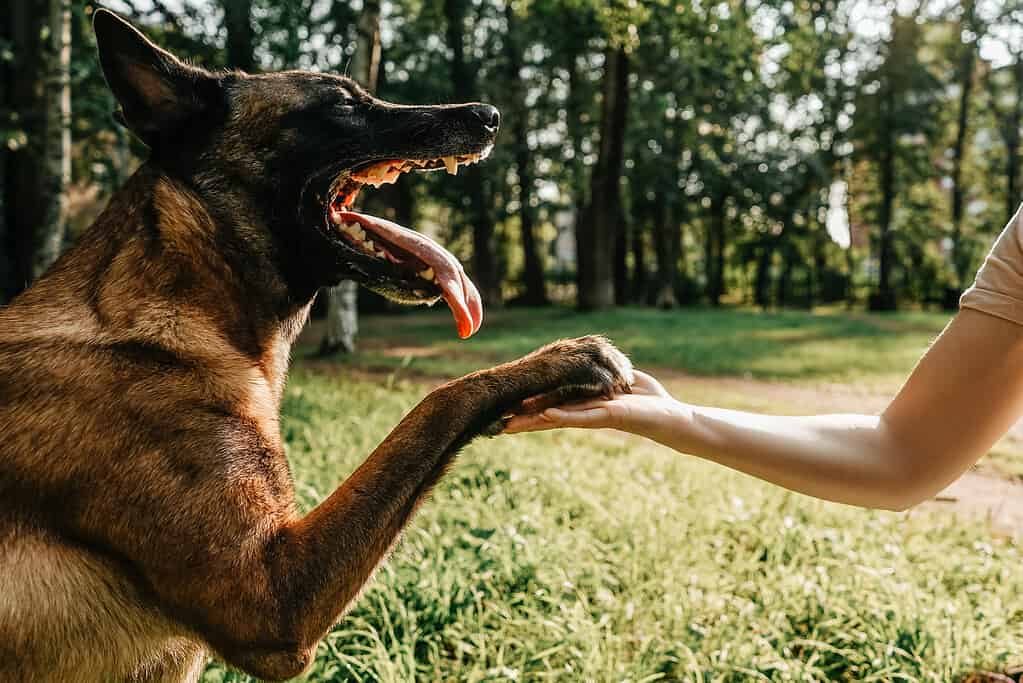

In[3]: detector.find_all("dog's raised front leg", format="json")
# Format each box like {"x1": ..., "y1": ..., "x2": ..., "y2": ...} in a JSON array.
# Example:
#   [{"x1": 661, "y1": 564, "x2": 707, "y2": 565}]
[{"x1": 220, "y1": 335, "x2": 631, "y2": 679}]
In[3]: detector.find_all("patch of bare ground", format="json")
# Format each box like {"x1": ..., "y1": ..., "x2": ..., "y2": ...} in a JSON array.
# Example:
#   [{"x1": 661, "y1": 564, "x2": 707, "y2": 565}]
[{"x1": 916, "y1": 472, "x2": 1023, "y2": 538}]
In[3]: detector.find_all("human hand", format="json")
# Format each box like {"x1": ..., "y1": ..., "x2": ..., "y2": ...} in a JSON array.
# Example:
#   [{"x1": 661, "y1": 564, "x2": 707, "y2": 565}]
[{"x1": 503, "y1": 370, "x2": 683, "y2": 438}]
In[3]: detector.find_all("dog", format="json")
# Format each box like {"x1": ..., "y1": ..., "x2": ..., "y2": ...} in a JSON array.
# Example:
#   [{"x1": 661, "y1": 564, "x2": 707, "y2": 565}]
[{"x1": 0, "y1": 10, "x2": 632, "y2": 682}]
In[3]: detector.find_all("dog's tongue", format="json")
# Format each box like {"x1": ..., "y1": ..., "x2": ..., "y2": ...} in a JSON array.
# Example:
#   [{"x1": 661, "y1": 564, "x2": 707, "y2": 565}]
[{"x1": 333, "y1": 209, "x2": 483, "y2": 339}]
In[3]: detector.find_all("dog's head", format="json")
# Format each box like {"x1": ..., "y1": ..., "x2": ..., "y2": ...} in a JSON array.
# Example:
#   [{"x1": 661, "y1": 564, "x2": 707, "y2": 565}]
[{"x1": 93, "y1": 9, "x2": 496, "y2": 338}]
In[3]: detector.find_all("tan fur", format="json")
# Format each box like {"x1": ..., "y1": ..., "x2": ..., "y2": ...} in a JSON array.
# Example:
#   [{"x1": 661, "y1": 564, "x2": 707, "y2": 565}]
[
  {"x1": 0, "y1": 521, "x2": 205, "y2": 681},
  {"x1": 2, "y1": 13, "x2": 630, "y2": 678},
  {"x1": 0, "y1": 161, "x2": 633, "y2": 681}
]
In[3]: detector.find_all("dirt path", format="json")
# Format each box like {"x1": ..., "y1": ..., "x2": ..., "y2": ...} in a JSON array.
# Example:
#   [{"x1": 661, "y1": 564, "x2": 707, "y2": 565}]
[{"x1": 917, "y1": 472, "x2": 1023, "y2": 537}]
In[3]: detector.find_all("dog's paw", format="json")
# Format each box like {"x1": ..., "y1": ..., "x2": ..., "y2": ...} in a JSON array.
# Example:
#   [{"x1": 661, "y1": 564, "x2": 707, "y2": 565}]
[{"x1": 514, "y1": 335, "x2": 634, "y2": 415}]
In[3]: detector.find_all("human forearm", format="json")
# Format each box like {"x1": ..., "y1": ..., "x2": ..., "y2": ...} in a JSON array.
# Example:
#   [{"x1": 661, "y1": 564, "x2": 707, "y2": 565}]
[
  {"x1": 643, "y1": 402, "x2": 921, "y2": 510},
  {"x1": 508, "y1": 375, "x2": 924, "y2": 510}
]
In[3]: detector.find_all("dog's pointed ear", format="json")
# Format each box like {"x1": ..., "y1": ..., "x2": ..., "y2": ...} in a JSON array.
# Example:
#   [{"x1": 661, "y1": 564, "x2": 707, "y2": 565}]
[{"x1": 93, "y1": 9, "x2": 221, "y2": 146}]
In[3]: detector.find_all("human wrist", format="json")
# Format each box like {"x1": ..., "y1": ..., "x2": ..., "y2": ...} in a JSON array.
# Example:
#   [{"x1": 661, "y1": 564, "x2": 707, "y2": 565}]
[{"x1": 631, "y1": 396, "x2": 693, "y2": 446}]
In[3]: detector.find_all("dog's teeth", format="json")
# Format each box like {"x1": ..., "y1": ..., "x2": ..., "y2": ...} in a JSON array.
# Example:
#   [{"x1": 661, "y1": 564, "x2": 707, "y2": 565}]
[
  {"x1": 419, "y1": 267, "x2": 435, "y2": 281},
  {"x1": 365, "y1": 239, "x2": 375, "y2": 250},
  {"x1": 344, "y1": 224, "x2": 367, "y2": 242},
  {"x1": 443, "y1": 156, "x2": 458, "y2": 175}
]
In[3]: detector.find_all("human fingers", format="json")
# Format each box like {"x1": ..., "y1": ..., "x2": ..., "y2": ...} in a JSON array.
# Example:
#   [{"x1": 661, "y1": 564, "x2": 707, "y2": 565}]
[
  {"x1": 630, "y1": 370, "x2": 671, "y2": 397},
  {"x1": 503, "y1": 405, "x2": 614, "y2": 433}
]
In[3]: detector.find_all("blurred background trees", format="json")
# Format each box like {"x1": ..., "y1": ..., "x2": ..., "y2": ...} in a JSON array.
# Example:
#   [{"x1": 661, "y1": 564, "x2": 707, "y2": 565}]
[
  {"x1": 2, "y1": 0, "x2": 72, "y2": 301},
  {"x1": 2, "y1": 0, "x2": 1021, "y2": 317}
]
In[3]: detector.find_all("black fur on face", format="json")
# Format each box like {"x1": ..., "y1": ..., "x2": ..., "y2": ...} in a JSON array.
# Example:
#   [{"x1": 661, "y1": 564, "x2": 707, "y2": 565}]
[{"x1": 93, "y1": 9, "x2": 499, "y2": 306}]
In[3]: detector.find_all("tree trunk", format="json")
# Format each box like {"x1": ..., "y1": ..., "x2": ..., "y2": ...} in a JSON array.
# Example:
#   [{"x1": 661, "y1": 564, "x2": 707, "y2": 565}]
[
  {"x1": 810, "y1": 209, "x2": 826, "y2": 309},
  {"x1": 2, "y1": 0, "x2": 71, "y2": 300},
  {"x1": 754, "y1": 235, "x2": 774, "y2": 309},
  {"x1": 776, "y1": 238, "x2": 796, "y2": 307},
  {"x1": 350, "y1": 0, "x2": 381, "y2": 90},
  {"x1": 673, "y1": 207, "x2": 688, "y2": 303},
  {"x1": 989, "y1": 47, "x2": 1023, "y2": 223},
  {"x1": 877, "y1": 152, "x2": 896, "y2": 310},
  {"x1": 319, "y1": 0, "x2": 381, "y2": 355},
  {"x1": 444, "y1": 0, "x2": 501, "y2": 306},
  {"x1": 651, "y1": 190, "x2": 677, "y2": 308},
  {"x1": 469, "y1": 186, "x2": 500, "y2": 306},
  {"x1": 578, "y1": 46, "x2": 629, "y2": 311},
  {"x1": 873, "y1": 87, "x2": 898, "y2": 311},
  {"x1": 564, "y1": 39, "x2": 590, "y2": 281},
  {"x1": 503, "y1": 5, "x2": 546, "y2": 306},
  {"x1": 630, "y1": 211, "x2": 647, "y2": 305},
  {"x1": 703, "y1": 215, "x2": 715, "y2": 304},
  {"x1": 0, "y1": 4, "x2": 11, "y2": 301},
  {"x1": 42, "y1": 0, "x2": 71, "y2": 277},
  {"x1": 949, "y1": 0, "x2": 976, "y2": 291},
  {"x1": 707, "y1": 192, "x2": 727, "y2": 306},
  {"x1": 614, "y1": 210, "x2": 629, "y2": 304},
  {"x1": 1009, "y1": 55, "x2": 1023, "y2": 220},
  {"x1": 222, "y1": 0, "x2": 255, "y2": 72},
  {"x1": 844, "y1": 183, "x2": 858, "y2": 307}
]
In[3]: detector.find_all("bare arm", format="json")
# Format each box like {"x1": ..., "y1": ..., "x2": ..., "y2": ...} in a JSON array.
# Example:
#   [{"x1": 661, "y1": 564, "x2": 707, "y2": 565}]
[{"x1": 506, "y1": 309, "x2": 1023, "y2": 511}]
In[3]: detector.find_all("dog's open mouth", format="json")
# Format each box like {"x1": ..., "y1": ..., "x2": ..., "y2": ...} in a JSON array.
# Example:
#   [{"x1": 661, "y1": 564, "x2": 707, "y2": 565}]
[{"x1": 323, "y1": 149, "x2": 491, "y2": 339}]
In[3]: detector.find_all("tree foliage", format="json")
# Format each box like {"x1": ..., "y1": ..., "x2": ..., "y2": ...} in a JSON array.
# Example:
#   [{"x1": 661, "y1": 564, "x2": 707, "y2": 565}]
[{"x1": 1, "y1": 0, "x2": 1021, "y2": 312}]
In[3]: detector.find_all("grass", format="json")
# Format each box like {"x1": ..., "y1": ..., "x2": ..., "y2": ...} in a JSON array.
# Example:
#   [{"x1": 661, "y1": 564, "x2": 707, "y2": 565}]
[
  {"x1": 329, "y1": 306, "x2": 1023, "y2": 480},
  {"x1": 337, "y1": 306, "x2": 950, "y2": 388},
  {"x1": 201, "y1": 307, "x2": 1023, "y2": 681}
]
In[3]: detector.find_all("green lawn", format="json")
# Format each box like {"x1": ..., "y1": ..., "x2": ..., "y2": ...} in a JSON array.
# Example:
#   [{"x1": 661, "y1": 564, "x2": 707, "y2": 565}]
[
  {"x1": 203, "y1": 307, "x2": 1023, "y2": 682},
  {"x1": 329, "y1": 306, "x2": 950, "y2": 387},
  {"x1": 319, "y1": 306, "x2": 1023, "y2": 479}
]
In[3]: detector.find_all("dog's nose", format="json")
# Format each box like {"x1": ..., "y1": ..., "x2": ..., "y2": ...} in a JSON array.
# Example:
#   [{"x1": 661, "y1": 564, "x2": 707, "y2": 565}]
[{"x1": 471, "y1": 104, "x2": 500, "y2": 133}]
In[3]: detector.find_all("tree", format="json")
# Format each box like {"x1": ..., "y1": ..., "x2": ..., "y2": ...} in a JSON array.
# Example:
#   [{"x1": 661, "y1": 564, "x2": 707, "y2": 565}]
[
  {"x1": 4, "y1": 0, "x2": 1018, "y2": 318},
  {"x1": 577, "y1": 45, "x2": 628, "y2": 310},
  {"x1": 1, "y1": 0, "x2": 71, "y2": 301},
  {"x1": 222, "y1": 0, "x2": 255, "y2": 71},
  {"x1": 772, "y1": 0, "x2": 859, "y2": 308},
  {"x1": 559, "y1": 9, "x2": 599, "y2": 277},
  {"x1": 503, "y1": 2, "x2": 547, "y2": 306},
  {"x1": 670, "y1": 0, "x2": 770, "y2": 307},
  {"x1": 987, "y1": 0, "x2": 1023, "y2": 223},
  {"x1": 947, "y1": 0, "x2": 982, "y2": 292},
  {"x1": 853, "y1": 8, "x2": 941, "y2": 310}
]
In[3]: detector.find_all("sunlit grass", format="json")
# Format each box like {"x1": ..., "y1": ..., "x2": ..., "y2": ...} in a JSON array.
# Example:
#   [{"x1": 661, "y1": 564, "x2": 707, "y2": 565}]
[
  {"x1": 202, "y1": 367, "x2": 1022, "y2": 682},
  {"x1": 327, "y1": 306, "x2": 951, "y2": 388},
  {"x1": 335, "y1": 306, "x2": 1023, "y2": 477}
]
